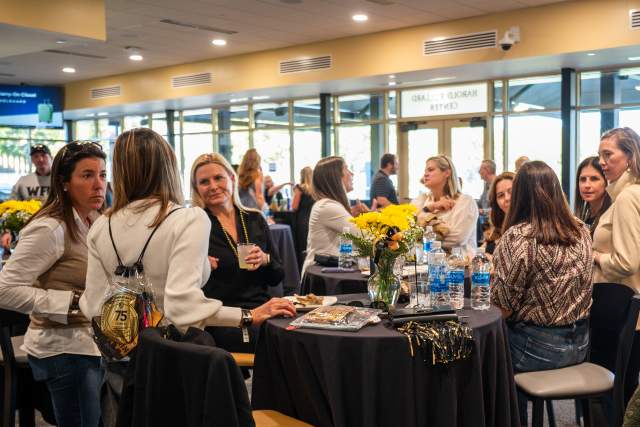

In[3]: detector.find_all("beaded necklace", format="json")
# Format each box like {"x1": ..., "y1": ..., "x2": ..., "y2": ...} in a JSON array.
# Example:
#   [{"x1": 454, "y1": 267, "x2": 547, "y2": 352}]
[{"x1": 215, "y1": 209, "x2": 250, "y2": 259}]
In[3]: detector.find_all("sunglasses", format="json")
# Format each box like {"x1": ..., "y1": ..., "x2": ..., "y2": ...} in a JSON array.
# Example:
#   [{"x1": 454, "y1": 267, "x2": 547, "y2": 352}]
[{"x1": 62, "y1": 141, "x2": 103, "y2": 158}]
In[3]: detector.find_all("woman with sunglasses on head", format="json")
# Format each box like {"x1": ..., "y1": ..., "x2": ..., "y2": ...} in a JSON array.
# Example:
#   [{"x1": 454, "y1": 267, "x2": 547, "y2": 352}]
[
  {"x1": 592, "y1": 127, "x2": 640, "y2": 405},
  {"x1": 412, "y1": 155, "x2": 479, "y2": 254},
  {"x1": 484, "y1": 171, "x2": 515, "y2": 255},
  {"x1": 574, "y1": 156, "x2": 612, "y2": 234},
  {"x1": 190, "y1": 153, "x2": 285, "y2": 353},
  {"x1": 0, "y1": 141, "x2": 107, "y2": 427}
]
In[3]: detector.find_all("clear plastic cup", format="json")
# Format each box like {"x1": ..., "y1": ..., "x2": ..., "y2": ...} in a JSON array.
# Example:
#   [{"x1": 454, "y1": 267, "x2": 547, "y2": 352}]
[{"x1": 237, "y1": 243, "x2": 257, "y2": 269}]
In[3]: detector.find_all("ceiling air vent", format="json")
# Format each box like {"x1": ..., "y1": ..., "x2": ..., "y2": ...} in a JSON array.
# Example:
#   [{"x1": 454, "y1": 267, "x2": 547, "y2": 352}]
[
  {"x1": 44, "y1": 49, "x2": 107, "y2": 59},
  {"x1": 279, "y1": 55, "x2": 331, "y2": 74},
  {"x1": 631, "y1": 10, "x2": 640, "y2": 29},
  {"x1": 171, "y1": 72, "x2": 212, "y2": 88},
  {"x1": 423, "y1": 31, "x2": 497, "y2": 55},
  {"x1": 90, "y1": 86, "x2": 121, "y2": 99}
]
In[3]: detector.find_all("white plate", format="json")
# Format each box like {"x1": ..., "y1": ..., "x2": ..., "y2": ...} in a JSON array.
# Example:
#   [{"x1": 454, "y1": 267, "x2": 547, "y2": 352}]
[{"x1": 285, "y1": 295, "x2": 338, "y2": 312}]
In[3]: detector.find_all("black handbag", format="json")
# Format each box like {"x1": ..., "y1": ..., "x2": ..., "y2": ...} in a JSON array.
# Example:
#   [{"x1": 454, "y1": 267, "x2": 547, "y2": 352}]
[{"x1": 314, "y1": 253, "x2": 339, "y2": 267}]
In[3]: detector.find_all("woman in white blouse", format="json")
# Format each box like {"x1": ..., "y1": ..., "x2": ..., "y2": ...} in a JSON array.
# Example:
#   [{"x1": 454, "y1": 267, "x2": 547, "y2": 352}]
[
  {"x1": 0, "y1": 141, "x2": 107, "y2": 427},
  {"x1": 302, "y1": 156, "x2": 368, "y2": 275},
  {"x1": 79, "y1": 128, "x2": 295, "y2": 426},
  {"x1": 412, "y1": 155, "x2": 479, "y2": 254}
]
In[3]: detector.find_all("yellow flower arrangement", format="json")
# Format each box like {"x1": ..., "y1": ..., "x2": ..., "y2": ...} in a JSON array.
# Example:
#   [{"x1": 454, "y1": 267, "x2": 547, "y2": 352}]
[{"x1": 0, "y1": 199, "x2": 42, "y2": 234}]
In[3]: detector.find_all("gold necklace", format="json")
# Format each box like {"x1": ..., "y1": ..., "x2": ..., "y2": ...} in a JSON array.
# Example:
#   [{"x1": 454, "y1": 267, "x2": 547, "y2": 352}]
[{"x1": 216, "y1": 209, "x2": 249, "y2": 259}]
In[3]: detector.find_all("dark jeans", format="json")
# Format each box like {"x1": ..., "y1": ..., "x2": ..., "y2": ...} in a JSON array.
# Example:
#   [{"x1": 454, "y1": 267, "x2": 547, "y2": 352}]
[
  {"x1": 508, "y1": 320, "x2": 589, "y2": 424},
  {"x1": 28, "y1": 354, "x2": 103, "y2": 427}
]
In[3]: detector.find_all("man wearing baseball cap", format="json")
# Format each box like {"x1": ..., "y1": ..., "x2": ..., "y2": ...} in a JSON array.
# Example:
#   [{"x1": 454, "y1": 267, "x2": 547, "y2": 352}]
[{"x1": 10, "y1": 143, "x2": 52, "y2": 201}]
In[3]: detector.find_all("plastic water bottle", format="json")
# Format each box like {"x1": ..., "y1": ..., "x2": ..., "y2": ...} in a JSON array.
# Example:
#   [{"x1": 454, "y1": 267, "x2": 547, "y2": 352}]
[
  {"x1": 338, "y1": 226, "x2": 353, "y2": 269},
  {"x1": 422, "y1": 226, "x2": 436, "y2": 264},
  {"x1": 471, "y1": 247, "x2": 491, "y2": 310},
  {"x1": 429, "y1": 242, "x2": 449, "y2": 308},
  {"x1": 446, "y1": 247, "x2": 465, "y2": 310}
]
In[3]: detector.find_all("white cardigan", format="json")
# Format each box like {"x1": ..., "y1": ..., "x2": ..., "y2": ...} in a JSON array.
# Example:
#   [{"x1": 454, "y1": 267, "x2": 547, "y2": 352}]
[
  {"x1": 302, "y1": 198, "x2": 360, "y2": 275},
  {"x1": 80, "y1": 200, "x2": 241, "y2": 331},
  {"x1": 411, "y1": 192, "x2": 479, "y2": 255}
]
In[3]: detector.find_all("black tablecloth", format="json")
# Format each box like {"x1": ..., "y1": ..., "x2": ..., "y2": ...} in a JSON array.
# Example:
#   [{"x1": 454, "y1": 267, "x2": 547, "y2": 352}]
[
  {"x1": 252, "y1": 294, "x2": 519, "y2": 427},
  {"x1": 269, "y1": 224, "x2": 300, "y2": 296},
  {"x1": 300, "y1": 265, "x2": 368, "y2": 295}
]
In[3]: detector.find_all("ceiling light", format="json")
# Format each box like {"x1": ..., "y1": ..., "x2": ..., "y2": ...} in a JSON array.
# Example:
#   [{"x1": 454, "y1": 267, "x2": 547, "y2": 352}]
[
  {"x1": 62, "y1": 67, "x2": 76, "y2": 73},
  {"x1": 352, "y1": 14, "x2": 368, "y2": 22},
  {"x1": 388, "y1": 81, "x2": 397, "y2": 86},
  {"x1": 427, "y1": 76, "x2": 456, "y2": 82},
  {"x1": 129, "y1": 53, "x2": 143, "y2": 61},
  {"x1": 212, "y1": 39, "x2": 227, "y2": 46},
  {"x1": 635, "y1": 85, "x2": 640, "y2": 91},
  {"x1": 587, "y1": 52, "x2": 596, "y2": 56},
  {"x1": 629, "y1": 56, "x2": 640, "y2": 61},
  {"x1": 388, "y1": 75, "x2": 396, "y2": 79},
  {"x1": 56, "y1": 40, "x2": 66, "y2": 44},
  {"x1": 230, "y1": 97, "x2": 248, "y2": 103},
  {"x1": 97, "y1": 112, "x2": 109, "y2": 116},
  {"x1": 85, "y1": 113, "x2": 95, "y2": 117},
  {"x1": 252, "y1": 95, "x2": 270, "y2": 100},
  {"x1": 125, "y1": 46, "x2": 143, "y2": 61}
]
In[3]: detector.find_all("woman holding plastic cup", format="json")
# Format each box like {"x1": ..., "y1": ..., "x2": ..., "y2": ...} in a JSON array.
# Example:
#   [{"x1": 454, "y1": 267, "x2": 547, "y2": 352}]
[{"x1": 190, "y1": 153, "x2": 287, "y2": 353}]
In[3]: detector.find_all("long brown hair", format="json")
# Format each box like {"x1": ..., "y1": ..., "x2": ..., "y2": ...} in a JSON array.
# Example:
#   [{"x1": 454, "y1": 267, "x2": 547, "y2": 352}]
[
  {"x1": 487, "y1": 171, "x2": 515, "y2": 242},
  {"x1": 28, "y1": 141, "x2": 106, "y2": 242},
  {"x1": 237, "y1": 148, "x2": 262, "y2": 190},
  {"x1": 312, "y1": 156, "x2": 350, "y2": 212},
  {"x1": 109, "y1": 128, "x2": 183, "y2": 227},
  {"x1": 503, "y1": 161, "x2": 582, "y2": 245},
  {"x1": 574, "y1": 156, "x2": 611, "y2": 234}
]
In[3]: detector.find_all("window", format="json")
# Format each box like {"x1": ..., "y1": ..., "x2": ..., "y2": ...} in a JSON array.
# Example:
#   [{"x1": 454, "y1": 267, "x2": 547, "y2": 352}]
[
  {"x1": 180, "y1": 133, "x2": 214, "y2": 199},
  {"x1": 337, "y1": 126, "x2": 372, "y2": 200},
  {"x1": 578, "y1": 110, "x2": 601, "y2": 161},
  {"x1": 253, "y1": 130, "x2": 291, "y2": 185},
  {"x1": 507, "y1": 112, "x2": 562, "y2": 177},
  {"x1": 580, "y1": 68, "x2": 640, "y2": 107},
  {"x1": 293, "y1": 128, "x2": 321, "y2": 177},
  {"x1": 338, "y1": 94, "x2": 384, "y2": 123},
  {"x1": 254, "y1": 102, "x2": 289, "y2": 129},
  {"x1": 407, "y1": 128, "x2": 439, "y2": 198},
  {"x1": 508, "y1": 75, "x2": 561, "y2": 112},
  {"x1": 183, "y1": 109, "x2": 212, "y2": 133},
  {"x1": 493, "y1": 117, "x2": 504, "y2": 174},
  {"x1": 123, "y1": 115, "x2": 149, "y2": 130},
  {"x1": 450, "y1": 126, "x2": 485, "y2": 199},
  {"x1": 152, "y1": 113, "x2": 168, "y2": 136},
  {"x1": 293, "y1": 99, "x2": 321, "y2": 127},
  {"x1": 215, "y1": 105, "x2": 249, "y2": 131}
]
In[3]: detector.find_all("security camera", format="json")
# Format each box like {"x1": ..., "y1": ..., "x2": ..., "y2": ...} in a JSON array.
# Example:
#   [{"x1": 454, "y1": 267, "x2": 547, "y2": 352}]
[{"x1": 499, "y1": 26, "x2": 520, "y2": 51}]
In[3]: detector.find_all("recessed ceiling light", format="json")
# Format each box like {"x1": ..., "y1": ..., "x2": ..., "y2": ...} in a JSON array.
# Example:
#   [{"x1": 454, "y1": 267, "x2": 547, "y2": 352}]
[
  {"x1": 56, "y1": 40, "x2": 66, "y2": 44},
  {"x1": 388, "y1": 81, "x2": 397, "y2": 86},
  {"x1": 352, "y1": 14, "x2": 368, "y2": 22},
  {"x1": 212, "y1": 39, "x2": 227, "y2": 46},
  {"x1": 587, "y1": 52, "x2": 596, "y2": 56},
  {"x1": 388, "y1": 75, "x2": 396, "y2": 79},
  {"x1": 97, "y1": 112, "x2": 109, "y2": 116},
  {"x1": 629, "y1": 56, "x2": 640, "y2": 61},
  {"x1": 129, "y1": 53, "x2": 143, "y2": 61},
  {"x1": 62, "y1": 67, "x2": 76, "y2": 73},
  {"x1": 85, "y1": 113, "x2": 95, "y2": 117},
  {"x1": 252, "y1": 95, "x2": 270, "y2": 100},
  {"x1": 230, "y1": 97, "x2": 248, "y2": 103}
]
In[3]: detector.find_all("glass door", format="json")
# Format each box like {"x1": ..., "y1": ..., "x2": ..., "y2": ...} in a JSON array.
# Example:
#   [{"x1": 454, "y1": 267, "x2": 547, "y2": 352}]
[{"x1": 398, "y1": 119, "x2": 487, "y2": 200}]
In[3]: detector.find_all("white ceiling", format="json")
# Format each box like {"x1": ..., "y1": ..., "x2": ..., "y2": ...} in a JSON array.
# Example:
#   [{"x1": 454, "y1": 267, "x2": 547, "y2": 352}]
[{"x1": 0, "y1": 0, "x2": 569, "y2": 85}]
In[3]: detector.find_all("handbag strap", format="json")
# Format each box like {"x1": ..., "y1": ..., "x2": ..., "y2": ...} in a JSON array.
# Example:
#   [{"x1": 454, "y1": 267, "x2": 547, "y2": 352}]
[{"x1": 108, "y1": 207, "x2": 183, "y2": 276}]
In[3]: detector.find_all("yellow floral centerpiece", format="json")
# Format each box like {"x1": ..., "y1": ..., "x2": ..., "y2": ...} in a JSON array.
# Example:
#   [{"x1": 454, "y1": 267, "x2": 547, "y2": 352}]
[
  {"x1": 0, "y1": 199, "x2": 42, "y2": 235},
  {"x1": 344, "y1": 204, "x2": 422, "y2": 307}
]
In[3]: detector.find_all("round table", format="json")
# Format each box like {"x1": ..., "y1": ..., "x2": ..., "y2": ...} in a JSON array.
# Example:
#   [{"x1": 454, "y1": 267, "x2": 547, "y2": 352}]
[
  {"x1": 301, "y1": 265, "x2": 472, "y2": 297},
  {"x1": 252, "y1": 294, "x2": 519, "y2": 427},
  {"x1": 268, "y1": 224, "x2": 300, "y2": 296},
  {"x1": 300, "y1": 265, "x2": 368, "y2": 295}
]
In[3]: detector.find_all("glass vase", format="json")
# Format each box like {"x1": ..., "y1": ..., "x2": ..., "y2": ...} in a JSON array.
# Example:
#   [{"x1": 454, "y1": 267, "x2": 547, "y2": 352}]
[{"x1": 367, "y1": 256, "x2": 401, "y2": 308}]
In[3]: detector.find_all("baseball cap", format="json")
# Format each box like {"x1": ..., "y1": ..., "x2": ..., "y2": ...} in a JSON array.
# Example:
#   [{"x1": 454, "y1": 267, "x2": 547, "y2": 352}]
[{"x1": 30, "y1": 144, "x2": 51, "y2": 156}]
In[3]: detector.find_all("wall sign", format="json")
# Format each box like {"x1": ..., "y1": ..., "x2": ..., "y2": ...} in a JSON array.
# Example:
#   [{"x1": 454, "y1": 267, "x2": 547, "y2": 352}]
[{"x1": 401, "y1": 83, "x2": 488, "y2": 118}]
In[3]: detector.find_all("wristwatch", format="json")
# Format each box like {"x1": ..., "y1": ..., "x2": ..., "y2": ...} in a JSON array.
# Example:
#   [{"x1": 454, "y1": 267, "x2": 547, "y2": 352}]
[
  {"x1": 69, "y1": 290, "x2": 81, "y2": 315},
  {"x1": 240, "y1": 309, "x2": 253, "y2": 327}
]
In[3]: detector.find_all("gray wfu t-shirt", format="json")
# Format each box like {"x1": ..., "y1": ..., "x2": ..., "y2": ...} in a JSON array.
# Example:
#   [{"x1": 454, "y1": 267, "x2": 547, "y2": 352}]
[{"x1": 10, "y1": 173, "x2": 51, "y2": 201}]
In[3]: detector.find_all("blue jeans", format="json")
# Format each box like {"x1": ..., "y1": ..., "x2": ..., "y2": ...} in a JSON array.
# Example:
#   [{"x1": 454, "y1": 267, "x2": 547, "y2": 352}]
[
  {"x1": 508, "y1": 320, "x2": 589, "y2": 373},
  {"x1": 28, "y1": 354, "x2": 103, "y2": 427}
]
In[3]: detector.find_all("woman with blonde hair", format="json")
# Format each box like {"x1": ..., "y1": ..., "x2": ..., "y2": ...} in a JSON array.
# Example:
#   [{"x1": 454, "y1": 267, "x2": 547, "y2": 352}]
[
  {"x1": 292, "y1": 166, "x2": 315, "y2": 269},
  {"x1": 80, "y1": 129, "x2": 294, "y2": 424},
  {"x1": 411, "y1": 155, "x2": 479, "y2": 254},
  {"x1": 190, "y1": 153, "x2": 285, "y2": 353},
  {"x1": 237, "y1": 148, "x2": 265, "y2": 210},
  {"x1": 593, "y1": 127, "x2": 640, "y2": 405}
]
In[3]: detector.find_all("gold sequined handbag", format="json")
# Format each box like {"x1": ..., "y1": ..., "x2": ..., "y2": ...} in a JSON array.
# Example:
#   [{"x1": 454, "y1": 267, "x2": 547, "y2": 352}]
[{"x1": 92, "y1": 208, "x2": 182, "y2": 360}]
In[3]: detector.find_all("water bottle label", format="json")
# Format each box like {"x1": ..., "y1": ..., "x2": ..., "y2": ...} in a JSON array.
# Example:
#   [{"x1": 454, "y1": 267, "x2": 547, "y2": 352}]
[
  {"x1": 446, "y1": 270, "x2": 464, "y2": 285},
  {"x1": 429, "y1": 266, "x2": 447, "y2": 293},
  {"x1": 472, "y1": 272, "x2": 490, "y2": 287},
  {"x1": 423, "y1": 241, "x2": 432, "y2": 252},
  {"x1": 339, "y1": 243, "x2": 352, "y2": 254}
]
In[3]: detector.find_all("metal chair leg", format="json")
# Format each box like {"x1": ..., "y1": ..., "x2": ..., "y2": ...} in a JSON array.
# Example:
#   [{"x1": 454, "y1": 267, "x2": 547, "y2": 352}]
[
  {"x1": 546, "y1": 400, "x2": 556, "y2": 427},
  {"x1": 581, "y1": 398, "x2": 591, "y2": 427},
  {"x1": 532, "y1": 398, "x2": 544, "y2": 427}
]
